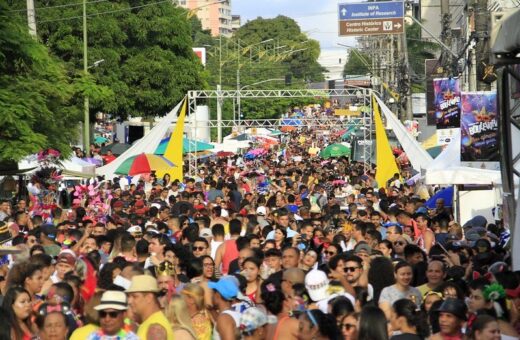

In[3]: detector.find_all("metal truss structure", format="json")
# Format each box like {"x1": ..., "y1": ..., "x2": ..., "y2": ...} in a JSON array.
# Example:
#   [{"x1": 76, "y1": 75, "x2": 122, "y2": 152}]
[
  {"x1": 497, "y1": 66, "x2": 520, "y2": 247},
  {"x1": 186, "y1": 88, "x2": 374, "y2": 177}
]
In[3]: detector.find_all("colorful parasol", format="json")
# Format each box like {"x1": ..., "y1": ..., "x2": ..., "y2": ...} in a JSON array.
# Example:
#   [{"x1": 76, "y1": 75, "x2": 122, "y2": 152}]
[{"x1": 115, "y1": 153, "x2": 175, "y2": 176}]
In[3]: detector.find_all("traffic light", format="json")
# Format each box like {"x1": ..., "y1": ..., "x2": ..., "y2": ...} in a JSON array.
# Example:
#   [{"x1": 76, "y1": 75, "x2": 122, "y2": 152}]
[{"x1": 285, "y1": 74, "x2": 292, "y2": 86}]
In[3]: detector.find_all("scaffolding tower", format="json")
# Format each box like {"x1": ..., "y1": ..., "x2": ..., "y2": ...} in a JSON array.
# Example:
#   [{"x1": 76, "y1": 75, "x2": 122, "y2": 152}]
[{"x1": 186, "y1": 88, "x2": 374, "y2": 177}]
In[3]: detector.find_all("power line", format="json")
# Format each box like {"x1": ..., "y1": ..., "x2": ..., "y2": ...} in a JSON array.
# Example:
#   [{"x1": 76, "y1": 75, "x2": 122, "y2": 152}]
[
  {"x1": 8, "y1": 0, "x2": 110, "y2": 12},
  {"x1": 38, "y1": 0, "x2": 171, "y2": 24}
]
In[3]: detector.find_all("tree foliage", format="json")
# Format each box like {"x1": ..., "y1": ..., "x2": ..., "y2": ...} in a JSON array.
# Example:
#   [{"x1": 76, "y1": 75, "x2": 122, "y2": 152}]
[
  {"x1": 0, "y1": 2, "x2": 83, "y2": 162},
  {"x1": 15, "y1": 0, "x2": 206, "y2": 119},
  {"x1": 343, "y1": 49, "x2": 372, "y2": 77},
  {"x1": 204, "y1": 16, "x2": 325, "y2": 120},
  {"x1": 406, "y1": 22, "x2": 439, "y2": 92}
]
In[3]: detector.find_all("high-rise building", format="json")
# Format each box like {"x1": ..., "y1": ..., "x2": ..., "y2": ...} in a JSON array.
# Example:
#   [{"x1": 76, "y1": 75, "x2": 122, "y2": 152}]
[
  {"x1": 177, "y1": 0, "x2": 233, "y2": 37},
  {"x1": 231, "y1": 15, "x2": 241, "y2": 33}
]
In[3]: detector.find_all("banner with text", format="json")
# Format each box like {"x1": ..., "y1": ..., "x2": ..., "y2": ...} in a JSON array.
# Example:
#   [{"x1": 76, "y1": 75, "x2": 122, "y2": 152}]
[
  {"x1": 460, "y1": 91, "x2": 498, "y2": 162},
  {"x1": 434, "y1": 77, "x2": 461, "y2": 130}
]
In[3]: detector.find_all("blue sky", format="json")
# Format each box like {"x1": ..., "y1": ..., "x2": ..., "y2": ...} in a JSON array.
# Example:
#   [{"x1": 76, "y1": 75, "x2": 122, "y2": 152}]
[{"x1": 232, "y1": 0, "x2": 356, "y2": 50}]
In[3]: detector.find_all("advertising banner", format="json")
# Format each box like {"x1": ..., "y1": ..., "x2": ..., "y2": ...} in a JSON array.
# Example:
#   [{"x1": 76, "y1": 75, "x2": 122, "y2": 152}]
[
  {"x1": 460, "y1": 92, "x2": 499, "y2": 161},
  {"x1": 425, "y1": 59, "x2": 444, "y2": 125},
  {"x1": 434, "y1": 77, "x2": 461, "y2": 129}
]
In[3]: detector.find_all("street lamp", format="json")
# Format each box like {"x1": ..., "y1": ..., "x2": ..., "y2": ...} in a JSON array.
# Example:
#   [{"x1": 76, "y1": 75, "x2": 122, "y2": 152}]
[{"x1": 236, "y1": 38, "x2": 274, "y2": 125}]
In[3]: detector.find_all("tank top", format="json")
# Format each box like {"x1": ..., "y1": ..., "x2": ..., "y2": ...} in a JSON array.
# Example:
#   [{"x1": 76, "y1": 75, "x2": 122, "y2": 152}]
[
  {"x1": 212, "y1": 309, "x2": 241, "y2": 340},
  {"x1": 137, "y1": 310, "x2": 174, "y2": 340},
  {"x1": 221, "y1": 239, "x2": 238, "y2": 275}
]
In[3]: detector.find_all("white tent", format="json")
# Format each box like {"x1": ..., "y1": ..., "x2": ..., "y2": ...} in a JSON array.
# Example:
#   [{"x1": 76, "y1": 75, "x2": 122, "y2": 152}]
[
  {"x1": 375, "y1": 95, "x2": 434, "y2": 171},
  {"x1": 243, "y1": 128, "x2": 273, "y2": 136},
  {"x1": 18, "y1": 156, "x2": 96, "y2": 179},
  {"x1": 424, "y1": 131, "x2": 502, "y2": 185},
  {"x1": 96, "y1": 100, "x2": 183, "y2": 179},
  {"x1": 211, "y1": 140, "x2": 251, "y2": 153}
]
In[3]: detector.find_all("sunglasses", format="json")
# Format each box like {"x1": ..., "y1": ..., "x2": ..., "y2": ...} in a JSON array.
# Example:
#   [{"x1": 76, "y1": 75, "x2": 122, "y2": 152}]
[
  {"x1": 341, "y1": 323, "x2": 357, "y2": 330},
  {"x1": 193, "y1": 246, "x2": 206, "y2": 251},
  {"x1": 99, "y1": 310, "x2": 121, "y2": 319},
  {"x1": 344, "y1": 266, "x2": 360, "y2": 273},
  {"x1": 324, "y1": 251, "x2": 336, "y2": 256},
  {"x1": 394, "y1": 241, "x2": 405, "y2": 246}
]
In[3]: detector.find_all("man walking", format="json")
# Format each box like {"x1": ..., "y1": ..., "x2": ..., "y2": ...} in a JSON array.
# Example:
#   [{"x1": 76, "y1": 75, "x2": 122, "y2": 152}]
[{"x1": 89, "y1": 290, "x2": 138, "y2": 339}]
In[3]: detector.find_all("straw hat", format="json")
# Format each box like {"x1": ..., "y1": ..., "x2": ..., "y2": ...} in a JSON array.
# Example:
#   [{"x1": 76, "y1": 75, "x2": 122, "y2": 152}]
[
  {"x1": 94, "y1": 291, "x2": 128, "y2": 311},
  {"x1": 126, "y1": 275, "x2": 160, "y2": 293}
]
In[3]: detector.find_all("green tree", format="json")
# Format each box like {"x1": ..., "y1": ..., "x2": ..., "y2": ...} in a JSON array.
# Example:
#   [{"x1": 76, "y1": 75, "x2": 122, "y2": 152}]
[
  {"x1": 17, "y1": 0, "x2": 206, "y2": 119},
  {"x1": 204, "y1": 16, "x2": 325, "y2": 121},
  {"x1": 0, "y1": 2, "x2": 83, "y2": 161},
  {"x1": 406, "y1": 22, "x2": 439, "y2": 92},
  {"x1": 343, "y1": 49, "x2": 372, "y2": 77}
]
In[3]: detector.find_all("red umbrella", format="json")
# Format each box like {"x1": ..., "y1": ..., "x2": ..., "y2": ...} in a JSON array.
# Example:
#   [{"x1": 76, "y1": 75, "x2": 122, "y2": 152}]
[{"x1": 217, "y1": 151, "x2": 234, "y2": 157}]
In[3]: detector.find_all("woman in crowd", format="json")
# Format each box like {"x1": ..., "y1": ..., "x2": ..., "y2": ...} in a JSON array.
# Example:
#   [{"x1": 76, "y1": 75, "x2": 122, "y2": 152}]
[
  {"x1": 421, "y1": 290, "x2": 443, "y2": 313},
  {"x1": 273, "y1": 227, "x2": 288, "y2": 249},
  {"x1": 467, "y1": 314, "x2": 501, "y2": 340},
  {"x1": 301, "y1": 249, "x2": 319, "y2": 271},
  {"x1": 35, "y1": 304, "x2": 69, "y2": 340},
  {"x1": 297, "y1": 309, "x2": 341, "y2": 340},
  {"x1": 242, "y1": 257, "x2": 263, "y2": 304},
  {"x1": 262, "y1": 284, "x2": 299, "y2": 340},
  {"x1": 181, "y1": 283, "x2": 212, "y2": 340},
  {"x1": 392, "y1": 236, "x2": 409, "y2": 260},
  {"x1": 390, "y1": 298, "x2": 430, "y2": 340},
  {"x1": 379, "y1": 261, "x2": 422, "y2": 319},
  {"x1": 1, "y1": 286, "x2": 35, "y2": 340},
  {"x1": 378, "y1": 240, "x2": 394, "y2": 258},
  {"x1": 358, "y1": 306, "x2": 389, "y2": 340},
  {"x1": 6, "y1": 262, "x2": 44, "y2": 301},
  {"x1": 165, "y1": 295, "x2": 197, "y2": 340},
  {"x1": 340, "y1": 312, "x2": 359, "y2": 340}
]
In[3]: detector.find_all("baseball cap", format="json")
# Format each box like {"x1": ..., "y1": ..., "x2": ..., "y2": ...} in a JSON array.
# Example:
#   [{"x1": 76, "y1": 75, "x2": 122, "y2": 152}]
[
  {"x1": 57, "y1": 251, "x2": 76, "y2": 267},
  {"x1": 40, "y1": 223, "x2": 57, "y2": 239},
  {"x1": 354, "y1": 242, "x2": 372, "y2": 255},
  {"x1": 239, "y1": 307, "x2": 277, "y2": 334},
  {"x1": 256, "y1": 206, "x2": 267, "y2": 216},
  {"x1": 199, "y1": 228, "x2": 212, "y2": 238},
  {"x1": 305, "y1": 270, "x2": 329, "y2": 302},
  {"x1": 127, "y1": 225, "x2": 142, "y2": 234},
  {"x1": 208, "y1": 276, "x2": 239, "y2": 301}
]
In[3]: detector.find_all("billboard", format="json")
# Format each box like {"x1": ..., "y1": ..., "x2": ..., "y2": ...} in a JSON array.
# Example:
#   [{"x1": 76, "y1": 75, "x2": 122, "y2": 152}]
[
  {"x1": 460, "y1": 92, "x2": 499, "y2": 161},
  {"x1": 425, "y1": 59, "x2": 444, "y2": 125},
  {"x1": 434, "y1": 77, "x2": 461, "y2": 130}
]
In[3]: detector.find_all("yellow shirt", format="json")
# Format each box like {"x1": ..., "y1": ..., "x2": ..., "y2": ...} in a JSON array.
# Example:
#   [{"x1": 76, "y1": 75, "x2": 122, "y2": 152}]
[
  {"x1": 70, "y1": 323, "x2": 99, "y2": 340},
  {"x1": 137, "y1": 310, "x2": 174, "y2": 340}
]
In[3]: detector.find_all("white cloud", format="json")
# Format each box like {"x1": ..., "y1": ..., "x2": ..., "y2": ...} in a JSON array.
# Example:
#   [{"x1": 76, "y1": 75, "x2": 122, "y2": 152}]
[{"x1": 232, "y1": 0, "x2": 358, "y2": 49}]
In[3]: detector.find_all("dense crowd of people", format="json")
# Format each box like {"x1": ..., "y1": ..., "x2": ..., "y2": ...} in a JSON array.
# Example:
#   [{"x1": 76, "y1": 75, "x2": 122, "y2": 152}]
[{"x1": 0, "y1": 126, "x2": 518, "y2": 340}]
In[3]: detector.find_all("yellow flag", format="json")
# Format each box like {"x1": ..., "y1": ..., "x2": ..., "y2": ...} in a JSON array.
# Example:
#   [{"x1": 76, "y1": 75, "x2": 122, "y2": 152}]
[
  {"x1": 164, "y1": 99, "x2": 187, "y2": 181},
  {"x1": 373, "y1": 96, "x2": 400, "y2": 188}
]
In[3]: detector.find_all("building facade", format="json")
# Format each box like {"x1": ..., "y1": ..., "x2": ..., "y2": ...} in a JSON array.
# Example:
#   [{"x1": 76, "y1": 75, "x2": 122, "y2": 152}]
[{"x1": 177, "y1": 0, "x2": 233, "y2": 37}]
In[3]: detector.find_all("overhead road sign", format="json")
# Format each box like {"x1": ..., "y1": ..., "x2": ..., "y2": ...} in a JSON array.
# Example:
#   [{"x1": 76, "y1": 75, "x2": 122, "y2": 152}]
[
  {"x1": 339, "y1": 18, "x2": 404, "y2": 36},
  {"x1": 338, "y1": 1, "x2": 404, "y2": 37}
]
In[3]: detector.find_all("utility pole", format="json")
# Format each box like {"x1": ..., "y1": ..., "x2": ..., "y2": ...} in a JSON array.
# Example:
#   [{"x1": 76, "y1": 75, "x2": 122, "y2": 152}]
[
  {"x1": 401, "y1": 26, "x2": 413, "y2": 121},
  {"x1": 440, "y1": 0, "x2": 453, "y2": 75},
  {"x1": 473, "y1": 0, "x2": 491, "y2": 90},
  {"x1": 83, "y1": 0, "x2": 90, "y2": 154},
  {"x1": 26, "y1": 0, "x2": 37, "y2": 38}
]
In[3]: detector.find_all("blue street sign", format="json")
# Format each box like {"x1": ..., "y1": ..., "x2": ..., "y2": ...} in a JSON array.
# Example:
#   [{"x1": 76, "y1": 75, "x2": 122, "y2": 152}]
[{"x1": 338, "y1": 1, "x2": 404, "y2": 20}]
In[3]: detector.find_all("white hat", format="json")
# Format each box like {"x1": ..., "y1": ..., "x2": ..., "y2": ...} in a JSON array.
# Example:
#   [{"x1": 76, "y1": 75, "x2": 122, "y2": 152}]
[
  {"x1": 256, "y1": 206, "x2": 267, "y2": 216},
  {"x1": 305, "y1": 270, "x2": 330, "y2": 302},
  {"x1": 127, "y1": 225, "x2": 142, "y2": 234},
  {"x1": 199, "y1": 228, "x2": 212, "y2": 238},
  {"x1": 94, "y1": 290, "x2": 128, "y2": 311}
]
